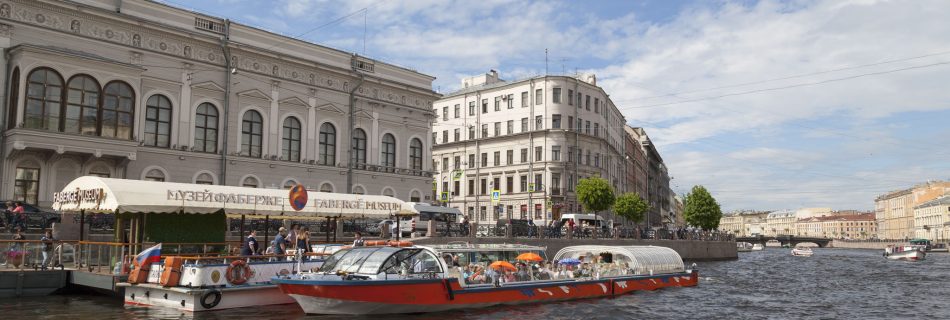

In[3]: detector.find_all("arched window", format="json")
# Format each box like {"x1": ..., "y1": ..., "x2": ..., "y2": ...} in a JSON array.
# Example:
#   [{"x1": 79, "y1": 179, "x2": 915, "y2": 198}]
[
  {"x1": 241, "y1": 110, "x2": 263, "y2": 157},
  {"x1": 8, "y1": 68, "x2": 20, "y2": 129},
  {"x1": 102, "y1": 81, "x2": 134, "y2": 139},
  {"x1": 242, "y1": 176, "x2": 260, "y2": 188},
  {"x1": 194, "y1": 103, "x2": 218, "y2": 153},
  {"x1": 65, "y1": 75, "x2": 100, "y2": 135},
  {"x1": 410, "y1": 190, "x2": 421, "y2": 202},
  {"x1": 144, "y1": 168, "x2": 165, "y2": 182},
  {"x1": 319, "y1": 183, "x2": 334, "y2": 193},
  {"x1": 351, "y1": 128, "x2": 366, "y2": 169},
  {"x1": 382, "y1": 188, "x2": 395, "y2": 197},
  {"x1": 25, "y1": 68, "x2": 64, "y2": 130},
  {"x1": 352, "y1": 185, "x2": 365, "y2": 195},
  {"x1": 319, "y1": 123, "x2": 336, "y2": 165},
  {"x1": 195, "y1": 172, "x2": 215, "y2": 185},
  {"x1": 381, "y1": 133, "x2": 396, "y2": 172},
  {"x1": 282, "y1": 117, "x2": 301, "y2": 162},
  {"x1": 144, "y1": 95, "x2": 173, "y2": 148},
  {"x1": 282, "y1": 179, "x2": 299, "y2": 189},
  {"x1": 409, "y1": 138, "x2": 423, "y2": 171}
]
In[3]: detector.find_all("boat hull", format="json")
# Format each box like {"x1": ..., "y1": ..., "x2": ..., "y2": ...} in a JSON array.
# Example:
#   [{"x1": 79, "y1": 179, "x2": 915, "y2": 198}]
[
  {"x1": 276, "y1": 271, "x2": 698, "y2": 315},
  {"x1": 885, "y1": 250, "x2": 926, "y2": 261},
  {"x1": 120, "y1": 283, "x2": 294, "y2": 312}
]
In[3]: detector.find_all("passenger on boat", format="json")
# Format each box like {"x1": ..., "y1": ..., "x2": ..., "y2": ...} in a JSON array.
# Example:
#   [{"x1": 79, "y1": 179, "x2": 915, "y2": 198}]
[
  {"x1": 287, "y1": 224, "x2": 300, "y2": 249},
  {"x1": 468, "y1": 266, "x2": 487, "y2": 284},
  {"x1": 297, "y1": 227, "x2": 311, "y2": 253},
  {"x1": 352, "y1": 232, "x2": 365, "y2": 247},
  {"x1": 503, "y1": 270, "x2": 516, "y2": 283},
  {"x1": 241, "y1": 230, "x2": 258, "y2": 256},
  {"x1": 270, "y1": 227, "x2": 288, "y2": 261}
]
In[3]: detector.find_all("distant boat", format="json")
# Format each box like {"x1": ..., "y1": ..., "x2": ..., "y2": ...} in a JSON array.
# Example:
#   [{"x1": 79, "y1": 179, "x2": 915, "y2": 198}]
[
  {"x1": 737, "y1": 242, "x2": 753, "y2": 252},
  {"x1": 791, "y1": 247, "x2": 813, "y2": 257},
  {"x1": 751, "y1": 244, "x2": 765, "y2": 251},
  {"x1": 884, "y1": 245, "x2": 926, "y2": 261}
]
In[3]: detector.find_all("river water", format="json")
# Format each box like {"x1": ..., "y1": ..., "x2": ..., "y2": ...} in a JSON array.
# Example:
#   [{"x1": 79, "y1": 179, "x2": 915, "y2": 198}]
[{"x1": 3, "y1": 248, "x2": 948, "y2": 319}]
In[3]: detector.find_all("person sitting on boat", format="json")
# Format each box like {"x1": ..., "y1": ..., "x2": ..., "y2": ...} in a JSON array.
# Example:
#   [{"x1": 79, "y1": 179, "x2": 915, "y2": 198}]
[
  {"x1": 469, "y1": 266, "x2": 487, "y2": 284},
  {"x1": 352, "y1": 232, "x2": 365, "y2": 247}
]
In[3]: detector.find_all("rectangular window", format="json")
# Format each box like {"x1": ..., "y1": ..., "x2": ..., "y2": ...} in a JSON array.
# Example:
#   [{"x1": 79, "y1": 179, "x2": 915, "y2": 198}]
[
  {"x1": 595, "y1": 98, "x2": 600, "y2": 113},
  {"x1": 454, "y1": 104, "x2": 460, "y2": 118},
  {"x1": 480, "y1": 206, "x2": 486, "y2": 221},
  {"x1": 535, "y1": 89, "x2": 543, "y2": 105},
  {"x1": 493, "y1": 177, "x2": 500, "y2": 191},
  {"x1": 594, "y1": 123, "x2": 599, "y2": 137},
  {"x1": 482, "y1": 124, "x2": 488, "y2": 137},
  {"x1": 442, "y1": 106, "x2": 448, "y2": 121},
  {"x1": 552, "y1": 146, "x2": 561, "y2": 161},
  {"x1": 567, "y1": 147, "x2": 574, "y2": 163},
  {"x1": 521, "y1": 148, "x2": 528, "y2": 163},
  {"x1": 568, "y1": 174, "x2": 574, "y2": 191},
  {"x1": 506, "y1": 120, "x2": 513, "y2": 135},
  {"x1": 521, "y1": 118, "x2": 528, "y2": 132},
  {"x1": 553, "y1": 87, "x2": 561, "y2": 103},
  {"x1": 442, "y1": 130, "x2": 448, "y2": 143},
  {"x1": 595, "y1": 153, "x2": 600, "y2": 167},
  {"x1": 577, "y1": 148, "x2": 583, "y2": 163},
  {"x1": 494, "y1": 96, "x2": 501, "y2": 111},
  {"x1": 586, "y1": 150, "x2": 591, "y2": 165},
  {"x1": 535, "y1": 115, "x2": 543, "y2": 130},
  {"x1": 520, "y1": 175, "x2": 528, "y2": 192},
  {"x1": 552, "y1": 114, "x2": 561, "y2": 129},
  {"x1": 432, "y1": 132, "x2": 437, "y2": 144},
  {"x1": 469, "y1": 101, "x2": 475, "y2": 116},
  {"x1": 454, "y1": 129, "x2": 460, "y2": 142},
  {"x1": 493, "y1": 151, "x2": 500, "y2": 166},
  {"x1": 469, "y1": 126, "x2": 475, "y2": 140},
  {"x1": 14, "y1": 167, "x2": 40, "y2": 204},
  {"x1": 568, "y1": 89, "x2": 574, "y2": 105},
  {"x1": 535, "y1": 146, "x2": 542, "y2": 161},
  {"x1": 494, "y1": 122, "x2": 501, "y2": 136},
  {"x1": 454, "y1": 155, "x2": 461, "y2": 170},
  {"x1": 568, "y1": 116, "x2": 574, "y2": 130},
  {"x1": 442, "y1": 182, "x2": 449, "y2": 195},
  {"x1": 453, "y1": 181, "x2": 460, "y2": 196},
  {"x1": 585, "y1": 121, "x2": 591, "y2": 134},
  {"x1": 481, "y1": 153, "x2": 488, "y2": 168},
  {"x1": 585, "y1": 95, "x2": 591, "y2": 110},
  {"x1": 577, "y1": 92, "x2": 583, "y2": 108},
  {"x1": 482, "y1": 99, "x2": 488, "y2": 114},
  {"x1": 468, "y1": 179, "x2": 475, "y2": 195},
  {"x1": 469, "y1": 154, "x2": 475, "y2": 168},
  {"x1": 521, "y1": 91, "x2": 528, "y2": 107},
  {"x1": 442, "y1": 157, "x2": 449, "y2": 171},
  {"x1": 506, "y1": 177, "x2": 514, "y2": 194},
  {"x1": 506, "y1": 150, "x2": 513, "y2": 164},
  {"x1": 552, "y1": 173, "x2": 561, "y2": 195},
  {"x1": 576, "y1": 118, "x2": 582, "y2": 132},
  {"x1": 507, "y1": 94, "x2": 514, "y2": 109},
  {"x1": 481, "y1": 179, "x2": 487, "y2": 195},
  {"x1": 535, "y1": 174, "x2": 543, "y2": 191}
]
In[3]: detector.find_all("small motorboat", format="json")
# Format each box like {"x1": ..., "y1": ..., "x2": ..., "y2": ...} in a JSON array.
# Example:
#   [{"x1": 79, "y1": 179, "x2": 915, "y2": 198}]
[
  {"x1": 791, "y1": 247, "x2": 813, "y2": 257},
  {"x1": 884, "y1": 245, "x2": 926, "y2": 261},
  {"x1": 751, "y1": 244, "x2": 765, "y2": 251},
  {"x1": 737, "y1": 242, "x2": 753, "y2": 252}
]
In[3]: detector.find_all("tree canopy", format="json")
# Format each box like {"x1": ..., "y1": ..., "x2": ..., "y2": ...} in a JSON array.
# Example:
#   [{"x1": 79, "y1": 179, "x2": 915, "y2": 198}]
[
  {"x1": 576, "y1": 177, "x2": 615, "y2": 213},
  {"x1": 614, "y1": 192, "x2": 649, "y2": 225},
  {"x1": 683, "y1": 185, "x2": 722, "y2": 230}
]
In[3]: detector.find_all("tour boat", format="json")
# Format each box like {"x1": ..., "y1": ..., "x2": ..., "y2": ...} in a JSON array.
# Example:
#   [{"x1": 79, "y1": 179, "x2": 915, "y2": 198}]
[
  {"x1": 737, "y1": 242, "x2": 753, "y2": 252},
  {"x1": 751, "y1": 243, "x2": 765, "y2": 251},
  {"x1": 791, "y1": 247, "x2": 813, "y2": 257},
  {"x1": 273, "y1": 244, "x2": 698, "y2": 315},
  {"x1": 883, "y1": 245, "x2": 926, "y2": 261}
]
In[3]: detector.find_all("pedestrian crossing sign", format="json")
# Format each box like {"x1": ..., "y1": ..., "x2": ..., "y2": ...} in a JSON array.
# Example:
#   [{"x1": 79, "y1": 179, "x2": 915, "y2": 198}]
[
  {"x1": 440, "y1": 192, "x2": 449, "y2": 202},
  {"x1": 491, "y1": 190, "x2": 500, "y2": 204}
]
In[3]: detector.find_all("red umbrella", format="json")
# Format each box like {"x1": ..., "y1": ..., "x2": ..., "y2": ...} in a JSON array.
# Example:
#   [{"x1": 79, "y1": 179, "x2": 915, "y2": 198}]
[
  {"x1": 516, "y1": 252, "x2": 543, "y2": 262},
  {"x1": 489, "y1": 260, "x2": 516, "y2": 271}
]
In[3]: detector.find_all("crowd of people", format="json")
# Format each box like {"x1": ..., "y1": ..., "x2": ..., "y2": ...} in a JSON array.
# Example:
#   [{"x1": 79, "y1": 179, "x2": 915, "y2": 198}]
[{"x1": 447, "y1": 256, "x2": 636, "y2": 286}]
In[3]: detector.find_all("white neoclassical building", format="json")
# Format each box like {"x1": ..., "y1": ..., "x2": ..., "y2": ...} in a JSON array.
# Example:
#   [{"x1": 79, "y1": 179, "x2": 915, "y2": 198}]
[
  {"x1": 431, "y1": 71, "x2": 626, "y2": 226},
  {"x1": 0, "y1": 0, "x2": 439, "y2": 208}
]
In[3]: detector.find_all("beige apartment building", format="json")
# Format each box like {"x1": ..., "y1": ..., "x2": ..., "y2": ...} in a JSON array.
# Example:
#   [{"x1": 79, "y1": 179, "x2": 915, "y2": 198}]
[
  {"x1": 764, "y1": 210, "x2": 796, "y2": 236},
  {"x1": 796, "y1": 214, "x2": 875, "y2": 239},
  {"x1": 875, "y1": 181, "x2": 950, "y2": 240},
  {"x1": 914, "y1": 196, "x2": 950, "y2": 241},
  {"x1": 718, "y1": 210, "x2": 769, "y2": 237}
]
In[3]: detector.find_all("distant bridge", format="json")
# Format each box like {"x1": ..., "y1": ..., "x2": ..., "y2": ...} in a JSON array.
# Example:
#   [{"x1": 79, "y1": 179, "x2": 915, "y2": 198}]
[{"x1": 735, "y1": 235, "x2": 831, "y2": 248}]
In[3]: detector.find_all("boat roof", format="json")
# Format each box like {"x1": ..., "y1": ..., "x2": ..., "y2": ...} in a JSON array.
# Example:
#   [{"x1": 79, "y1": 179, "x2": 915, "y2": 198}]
[
  {"x1": 424, "y1": 243, "x2": 547, "y2": 252},
  {"x1": 553, "y1": 245, "x2": 685, "y2": 274}
]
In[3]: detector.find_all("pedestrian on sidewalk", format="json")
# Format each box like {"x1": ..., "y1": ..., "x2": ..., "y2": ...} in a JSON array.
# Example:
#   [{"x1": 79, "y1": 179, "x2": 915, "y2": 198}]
[{"x1": 12, "y1": 202, "x2": 26, "y2": 231}]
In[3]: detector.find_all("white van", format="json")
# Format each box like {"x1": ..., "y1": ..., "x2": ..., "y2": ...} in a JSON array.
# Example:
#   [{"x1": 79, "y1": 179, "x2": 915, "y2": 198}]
[
  {"x1": 559, "y1": 213, "x2": 609, "y2": 228},
  {"x1": 398, "y1": 203, "x2": 461, "y2": 237}
]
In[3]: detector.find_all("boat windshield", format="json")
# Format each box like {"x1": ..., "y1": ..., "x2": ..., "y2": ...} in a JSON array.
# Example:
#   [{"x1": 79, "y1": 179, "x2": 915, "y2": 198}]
[{"x1": 318, "y1": 247, "x2": 402, "y2": 273}]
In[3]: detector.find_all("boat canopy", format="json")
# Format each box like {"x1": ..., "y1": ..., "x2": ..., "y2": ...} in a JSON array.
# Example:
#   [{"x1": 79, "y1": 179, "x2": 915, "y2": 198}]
[
  {"x1": 552, "y1": 245, "x2": 685, "y2": 275},
  {"x1": 51, "y1": 176, "x2": 416, "y2": 218}
]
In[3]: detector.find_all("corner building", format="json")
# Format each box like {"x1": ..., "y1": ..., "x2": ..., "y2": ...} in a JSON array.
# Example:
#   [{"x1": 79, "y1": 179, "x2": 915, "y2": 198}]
[
  {"x1": 0, "y1": 0, "x2": 439, "y2": 208},
  {"x1": 431, "y1": 71, "x2": 626, "y2": 226}
]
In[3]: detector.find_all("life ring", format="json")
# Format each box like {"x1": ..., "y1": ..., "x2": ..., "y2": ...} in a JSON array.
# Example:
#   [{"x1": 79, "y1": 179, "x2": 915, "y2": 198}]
[
  {"x1": 225, "y1": 259, "x2": 254, "y2": 285},
  {"x1": 199, "y1": 290, "x2": 222, "y2": 309}
]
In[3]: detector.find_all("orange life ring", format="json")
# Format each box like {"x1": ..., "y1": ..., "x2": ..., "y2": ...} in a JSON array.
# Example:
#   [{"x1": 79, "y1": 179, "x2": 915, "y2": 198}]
[{"x1": 225, "y1": 259, "x2": 254, "y2": 285}]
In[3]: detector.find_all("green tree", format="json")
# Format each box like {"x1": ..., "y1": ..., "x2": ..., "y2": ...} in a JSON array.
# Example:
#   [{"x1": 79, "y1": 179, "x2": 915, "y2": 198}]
[
  {"x1": 576, "y1": 177, "x2": 615, "y2": 215},
  {"x1": 683, "y1": 185, "x2": 722, "y2": 230},
  {"x1": 614, "y1": 192, "x2": 650, "y2": 225}
]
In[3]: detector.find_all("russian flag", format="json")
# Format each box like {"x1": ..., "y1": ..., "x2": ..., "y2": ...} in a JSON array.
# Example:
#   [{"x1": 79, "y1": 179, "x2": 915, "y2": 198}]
[{"x1": 135, "y1": 243, "x2": 162, "y2": 266}]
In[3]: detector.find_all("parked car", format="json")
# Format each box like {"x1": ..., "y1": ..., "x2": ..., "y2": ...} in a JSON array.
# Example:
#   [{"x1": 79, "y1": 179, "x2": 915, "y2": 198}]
[
  {"x1": 494, "y1": 219, "x2": 532, "y2": 237},
  {"x1": 2, "y1": 202, "x2": 61, "y2": 231}
]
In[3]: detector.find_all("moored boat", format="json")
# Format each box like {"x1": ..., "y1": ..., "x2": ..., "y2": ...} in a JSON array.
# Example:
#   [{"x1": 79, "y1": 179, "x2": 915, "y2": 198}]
[
  {"x1": 791, "y1": 247, "x2": 813, "y2": 256},
  {"x1": 273, "y1": 244, "x2": 698, "y2": 315},
  {"x1": 751, "y1": 243, "x2": 765, "y2": 251},
  {"x1": 884, "y1": 245, "x2": 926, "y2": 261},
  {"x1": 737, "y1": 242, "x2": 753, "y2": 252}
]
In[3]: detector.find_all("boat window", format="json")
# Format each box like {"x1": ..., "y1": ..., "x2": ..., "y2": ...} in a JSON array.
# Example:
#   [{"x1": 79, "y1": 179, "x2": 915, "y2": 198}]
[
  {"x1": 336, "y1": 248, "x2": 380, "y2": 273},
  {"x1": 380, "y1": 249, "x2": 424, "y2": 274},
  {"x1": 358, "y1": 248, "x2": 400, "y2": 274},
  {"x1": 317, "y1": 248, "x2": 351, "y2": 272},
  {"x1": 414, "y1": 251, "x2": 443, "y2": 273}
]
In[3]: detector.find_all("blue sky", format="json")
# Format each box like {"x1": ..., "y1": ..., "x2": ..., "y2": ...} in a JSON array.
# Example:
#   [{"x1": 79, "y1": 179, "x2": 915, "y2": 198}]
[{"x1": 168, "y1": 0, "x2": 950, "y2": 211}]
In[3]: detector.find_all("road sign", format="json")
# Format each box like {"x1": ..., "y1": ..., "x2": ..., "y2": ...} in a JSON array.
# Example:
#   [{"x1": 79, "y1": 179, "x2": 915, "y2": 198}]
[
  {"x1": 491, "y1": 189, "x2": 500, "y2": 204},
  {"x1": 440, "y1": 192, "x2": 449, "y2": 202},
  {"x1": 452, "y1": 170, "x2": 463, "y2": 180}
]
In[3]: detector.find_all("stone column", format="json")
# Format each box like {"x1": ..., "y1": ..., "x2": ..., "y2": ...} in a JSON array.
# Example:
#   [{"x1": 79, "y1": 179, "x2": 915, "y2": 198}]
[{"x1": 426, "y1": 220, "x2": 435, "y2": 237}]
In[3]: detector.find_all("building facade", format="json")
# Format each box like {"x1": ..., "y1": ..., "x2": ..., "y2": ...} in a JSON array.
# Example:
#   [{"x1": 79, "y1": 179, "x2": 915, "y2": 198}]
[
  {"x1": 718, "y1": 210, "x2": 769, "y2": 237},
  {"x1": 914, "y1": 196, "x2": 950, "y2": 241},
  {"x1": 624, "y1": 126, "x2": 669, "y2": 227},
  {"x1": 765, "y1": 210, "x2": 796, "y2": 236},
  {"x1": 875, "y1": 181, "x2": 950, "y2": 240},
  {"x1": 795, "y1": 214, "x2": 875, "y2": 239},
  {"x1": 431, "y1": 71, "x2": 626, "y2": 226},
  {"x1": 0, "y1": 0, "x2": 439, "y2": 208}
]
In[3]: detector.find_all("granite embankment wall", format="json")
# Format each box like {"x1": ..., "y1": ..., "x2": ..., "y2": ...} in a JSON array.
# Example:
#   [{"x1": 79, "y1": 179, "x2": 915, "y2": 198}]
[
  {"x1": 830, "y1": 240, "x2": 907, "y2": 250},
  {"x1": 412, "y1": 237, "x2": 737, "y2": 261}
]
